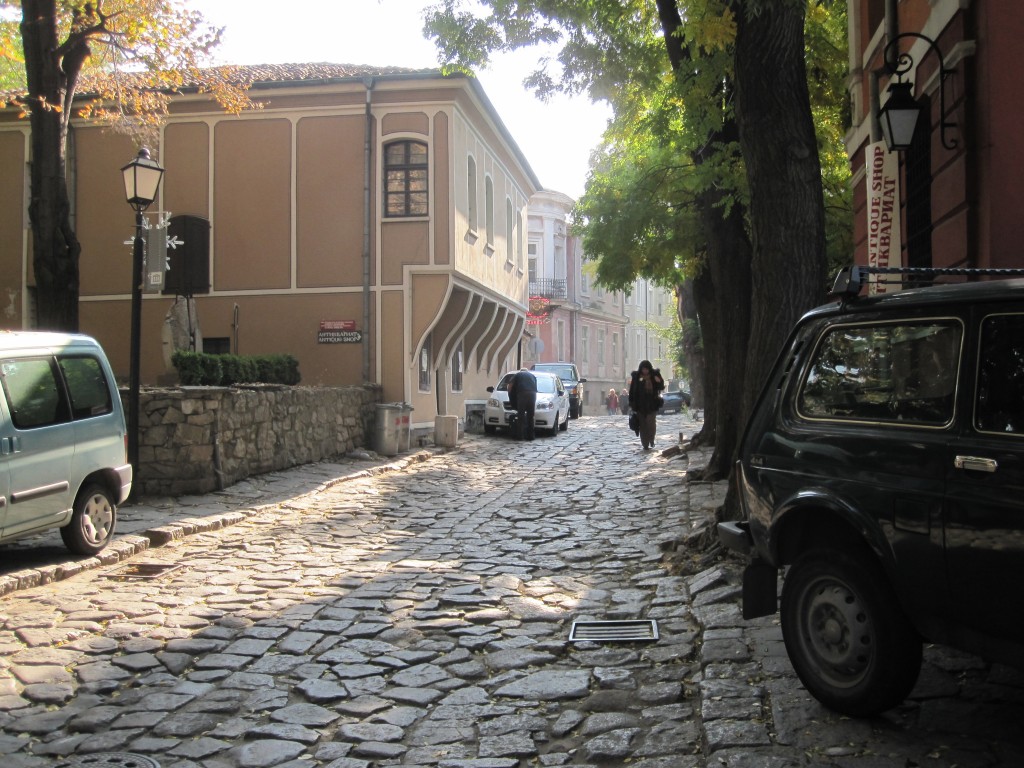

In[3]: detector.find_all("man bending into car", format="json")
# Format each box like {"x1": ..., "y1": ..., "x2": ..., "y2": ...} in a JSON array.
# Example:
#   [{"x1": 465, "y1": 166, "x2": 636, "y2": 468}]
[{"x1": 508, "y1": 367, "x2": 538, "y2": 441}]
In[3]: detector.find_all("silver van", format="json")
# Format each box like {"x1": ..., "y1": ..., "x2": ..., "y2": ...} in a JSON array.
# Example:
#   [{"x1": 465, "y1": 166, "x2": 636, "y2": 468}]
[{"x1": 0, "y1": 332, "x2": 132, "y2": 555}]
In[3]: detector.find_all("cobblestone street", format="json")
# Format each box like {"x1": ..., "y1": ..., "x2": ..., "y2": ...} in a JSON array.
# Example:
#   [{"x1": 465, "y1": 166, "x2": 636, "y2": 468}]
[{"x1": 0, "y1": 415, "x2": 1022, "y2": 768}]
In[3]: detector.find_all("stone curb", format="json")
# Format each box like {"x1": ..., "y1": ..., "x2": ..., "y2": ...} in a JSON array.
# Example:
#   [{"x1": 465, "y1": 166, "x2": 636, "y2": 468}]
[{"x1": 0, "y1": 448, "x2": 442, "y2": 599}]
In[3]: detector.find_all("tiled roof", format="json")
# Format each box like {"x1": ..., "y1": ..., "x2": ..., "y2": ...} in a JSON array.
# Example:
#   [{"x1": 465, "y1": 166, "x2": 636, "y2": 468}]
[
  {"x1": 2, "y1": 62, "x2": 443, "y2": 102},
  {"x1": 194, "y1": 62, "x2": 440, "y2": 87},
  {"x1": 84, "y1": 62, "x2": 440, "y2": 92}
]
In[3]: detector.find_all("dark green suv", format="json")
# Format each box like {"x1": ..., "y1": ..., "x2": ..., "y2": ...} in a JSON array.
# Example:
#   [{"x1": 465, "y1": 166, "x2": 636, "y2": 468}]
[
  {"x1": 719, "y1": 266, "x2": 1024, "y2": 717},
  {"x1": 530, "y1": 362, "x2": 586, "y2": 418}
]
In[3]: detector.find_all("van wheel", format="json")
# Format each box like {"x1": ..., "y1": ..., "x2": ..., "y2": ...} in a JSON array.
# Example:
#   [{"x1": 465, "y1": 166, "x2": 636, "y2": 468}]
[
  {"x1": 61, "y1": 484, "x2": 117, "y2": 556},
  {"x1": 484, "y1": 424, "x2": 497, "y2": 435},
  {"x1": 780, "y1": 547, "x2": 922, "y2": 717}
]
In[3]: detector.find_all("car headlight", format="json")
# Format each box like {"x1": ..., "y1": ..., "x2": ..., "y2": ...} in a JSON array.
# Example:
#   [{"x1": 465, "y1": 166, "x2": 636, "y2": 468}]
[
  {"x1": 536, "y1": 400, "x2": 553, "y2": 411},
  {"x1": 488, "y1": 397, "x2": 502, "y2": 407}
]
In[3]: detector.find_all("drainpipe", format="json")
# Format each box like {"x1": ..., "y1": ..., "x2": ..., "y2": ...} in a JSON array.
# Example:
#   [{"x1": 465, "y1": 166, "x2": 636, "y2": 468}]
[
  {"x1": 362, "y1": 77, "x2": 374, "y2": 384},
  {"x1": 868, "y1": 0, "x2": 900, "y2": 146}
]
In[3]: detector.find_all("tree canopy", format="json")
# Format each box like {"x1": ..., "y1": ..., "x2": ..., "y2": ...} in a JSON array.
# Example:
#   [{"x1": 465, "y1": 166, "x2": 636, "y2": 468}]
[
  {"x1": 1, "y1": 0, "x2": 251, "y2": 330},
  {"x1": 426, "y1": 0, "x2": 849, "y2": 479}
]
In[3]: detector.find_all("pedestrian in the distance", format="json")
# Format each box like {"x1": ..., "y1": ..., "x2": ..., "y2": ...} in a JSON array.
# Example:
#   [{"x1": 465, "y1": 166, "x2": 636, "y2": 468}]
[
  {"x1": 628, "y1": 359, "x2": 666, "y2": 450},
  {"x1": 605, "y1": 388, "x2": 619, "y2": 416},
  {"x1": 619, "y1": 388, "x2": 630, "y2": 415},
  {"x1": 509, "y1": 367, "x2": 538, "y2": 441}
]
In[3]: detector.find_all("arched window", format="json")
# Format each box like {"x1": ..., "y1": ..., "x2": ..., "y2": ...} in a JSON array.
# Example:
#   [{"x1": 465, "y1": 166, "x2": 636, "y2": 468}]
[
  {"x1": 384, "y1": 140, "x2": 428, "y2": 217},
  {"x1": 467, "y1": 156, "x2": 477, "y2": 232},
  {"x1": 505, "y1": 197, "x2": 514, "y2": 262},
  {"x1": 516, "y1": 211, "x2": 524, "y2": 269},
  {"x1": 485, "y1": 176, "x2": 494, "y2": 248}
]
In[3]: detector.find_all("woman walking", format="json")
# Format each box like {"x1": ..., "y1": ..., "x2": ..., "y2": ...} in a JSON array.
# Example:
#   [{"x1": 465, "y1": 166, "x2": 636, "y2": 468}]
[
  {"x1": 605, "y1": 388, "x2": 619, "y2": 416},
  {"x1": 628, "y1": 359, "x2": 666, "y2": 450}
]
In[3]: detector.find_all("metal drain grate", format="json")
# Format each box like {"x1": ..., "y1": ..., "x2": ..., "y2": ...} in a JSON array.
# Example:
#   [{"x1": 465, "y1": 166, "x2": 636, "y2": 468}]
[
  {"x1": 569, "y1": 619, "x2": 659, "y2": 642},
  {"x1": 54, "y1": 753, "x2": 161, "y2": 768},
  {"x1": 105, "y1": 563, "x2": 184, "y2": 580}
]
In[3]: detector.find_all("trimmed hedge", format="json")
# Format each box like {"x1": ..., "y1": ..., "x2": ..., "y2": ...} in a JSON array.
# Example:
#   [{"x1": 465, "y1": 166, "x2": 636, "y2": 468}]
[{"x1": 172, "y1": 351, "x2": 300, "y2": 386}]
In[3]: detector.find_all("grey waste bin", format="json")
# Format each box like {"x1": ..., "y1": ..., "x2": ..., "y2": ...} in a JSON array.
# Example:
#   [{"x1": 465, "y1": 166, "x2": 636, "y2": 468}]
[
  {"x1": 398, "y1": 403, "x2": 413, "y2": 451},
  {"x1": 373, "y1": 403, "x2": 404, "y2": 456},
  {"x1": 464, "y1": 400, "x2": 487, "y2": 434}
]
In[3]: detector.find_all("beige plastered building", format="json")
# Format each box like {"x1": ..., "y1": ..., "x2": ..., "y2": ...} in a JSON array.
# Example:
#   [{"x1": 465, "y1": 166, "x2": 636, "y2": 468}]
[{"x1": 0, "y1": 64, "x2": 541, "y2": 431}]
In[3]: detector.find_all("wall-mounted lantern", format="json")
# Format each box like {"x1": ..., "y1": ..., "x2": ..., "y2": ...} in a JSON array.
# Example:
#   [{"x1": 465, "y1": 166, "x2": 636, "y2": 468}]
[{"x1": 878, "y1": 32, "x2": 958, "y2": 152}]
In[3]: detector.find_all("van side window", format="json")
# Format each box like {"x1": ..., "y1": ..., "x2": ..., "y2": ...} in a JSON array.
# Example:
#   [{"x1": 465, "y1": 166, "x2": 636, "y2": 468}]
[
  {"x1": 975, "y1": 314, "x2": 1024, "y2": 435},
  {"x1": 0, "y1": 357, "x2": 70, "y2": 429},
  {"x1": 59, "y1": 355, "x2": 113, "y2": 420},
  {"x1": 798, "y1": 321, "x2": 961, "y2": 426}
]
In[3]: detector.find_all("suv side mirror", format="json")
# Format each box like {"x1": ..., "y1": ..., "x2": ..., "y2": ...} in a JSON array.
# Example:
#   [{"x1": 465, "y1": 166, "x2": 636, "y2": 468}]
[{"x1": 579, "y1": 377, "x2": 588, "y2": 383}]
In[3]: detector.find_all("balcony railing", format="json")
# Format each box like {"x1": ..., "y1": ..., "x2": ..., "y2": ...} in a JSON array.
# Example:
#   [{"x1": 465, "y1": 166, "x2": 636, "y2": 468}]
[{"x1": 529, "y1": 278, "x2": 567, "y2": 300}]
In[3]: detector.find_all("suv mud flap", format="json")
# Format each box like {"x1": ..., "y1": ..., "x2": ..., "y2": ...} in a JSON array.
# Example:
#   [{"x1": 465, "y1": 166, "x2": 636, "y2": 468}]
[{"x1": 742, "y1": 558, "x2": 778, "y2": 620}]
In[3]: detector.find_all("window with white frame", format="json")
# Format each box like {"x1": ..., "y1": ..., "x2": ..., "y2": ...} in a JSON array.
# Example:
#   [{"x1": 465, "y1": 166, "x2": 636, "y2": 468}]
[
  {"x1": 598, "y1": 329, "x2": 605, "y2": 365},
  {"x1": 418, "y1": 333, "x2": 432, "y2": 392},
  {"x1": 556, "y1": 319, "x2": 565, "y2": 361},
  {"x1": 612, "y1": 332, "x2": 618, "y2": 367},
  {"x1": 581, "y1": 326, "x2": 589, "y2": 364},
  {"x1": 467, "y1": 156, "x2": 477, "y2": 232},
  {"x1": 384, "y1": 140, "x2": 428, "y2": 217},
  {"x1": 581, "y1": 268, "x2": 589, "y2": 295},
  {"x1": 528, "y1": 242, "x2": 538, "y2": 279}
]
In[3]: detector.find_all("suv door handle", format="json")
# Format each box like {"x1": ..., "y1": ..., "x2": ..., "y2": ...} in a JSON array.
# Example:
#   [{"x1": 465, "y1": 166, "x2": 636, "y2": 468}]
[{"x1": 955, "y1": 455, "x2": 998, "y2": 473}]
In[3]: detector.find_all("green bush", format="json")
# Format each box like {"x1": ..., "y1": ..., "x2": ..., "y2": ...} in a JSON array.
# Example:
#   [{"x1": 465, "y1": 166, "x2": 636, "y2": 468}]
[
  {"x1": 198, "y1": 354, "x2": 222, "y2": 385},
  {"x1": 171, "y1": 351, "x2": 206, "y2": 385},
  {"x1": 171, "y1": 351, "x2": 300, "y2": 386},
  {"x1": 219, "y1": 355, "x2": 258, "y2": 386}
]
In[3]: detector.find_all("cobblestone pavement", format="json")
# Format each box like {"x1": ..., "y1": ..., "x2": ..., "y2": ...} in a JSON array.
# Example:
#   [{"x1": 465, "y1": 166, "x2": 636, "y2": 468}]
[{"x1": 0, "y1": 414, "x2": 1022, "y2": 767}]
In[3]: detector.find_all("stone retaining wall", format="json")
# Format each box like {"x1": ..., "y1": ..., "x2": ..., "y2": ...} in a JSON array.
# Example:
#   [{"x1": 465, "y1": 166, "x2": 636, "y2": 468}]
[{"x1": 125, "y1": 385, "x2": 381, "y2": 497}]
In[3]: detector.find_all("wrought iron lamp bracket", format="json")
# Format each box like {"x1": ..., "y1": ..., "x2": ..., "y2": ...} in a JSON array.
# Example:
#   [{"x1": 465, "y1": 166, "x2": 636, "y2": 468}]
[{"x1": 883, "y1": 32, "x2": 958, "y2": 150}]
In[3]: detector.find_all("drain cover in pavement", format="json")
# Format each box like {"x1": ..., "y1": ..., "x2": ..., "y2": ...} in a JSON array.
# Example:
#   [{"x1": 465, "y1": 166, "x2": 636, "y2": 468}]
[
  {"x1": 54, "y1": 753, "x2": 161, "y2": 768},
  {"x1": 105, "y1": 563, "x2": 183, "y2": 580},
  {"x1": 569, "y1": 619, "x2": 659, "y2": 642}
]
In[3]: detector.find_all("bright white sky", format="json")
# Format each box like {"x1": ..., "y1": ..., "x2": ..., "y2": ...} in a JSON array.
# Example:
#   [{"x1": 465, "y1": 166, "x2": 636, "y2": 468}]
[{"x1": 195, "y1": 0, "x2": 612, "y2": 201}]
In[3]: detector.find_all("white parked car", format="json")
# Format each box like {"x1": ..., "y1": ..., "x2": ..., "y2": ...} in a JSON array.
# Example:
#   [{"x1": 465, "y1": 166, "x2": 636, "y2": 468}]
[{"x1": 484, "y1": 371, "x2": 569, "y2": 437}]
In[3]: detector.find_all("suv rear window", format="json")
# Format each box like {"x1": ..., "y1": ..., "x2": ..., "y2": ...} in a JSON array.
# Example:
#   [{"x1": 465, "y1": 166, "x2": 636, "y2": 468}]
[
  {"x1": 976, "y1": 313, "x2": 1024, "y2": 435},
  {"x1": 798, "y1": 320, "x2": 961, "y2": 426}
]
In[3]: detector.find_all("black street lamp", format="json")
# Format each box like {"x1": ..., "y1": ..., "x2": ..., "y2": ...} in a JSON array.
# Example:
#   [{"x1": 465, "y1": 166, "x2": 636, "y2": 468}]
[
  {"x1": 121, "y1": 148, "x2": 165, "y2": 475},
  {"x1": 878, "y1": 80, "x2": 923, "y2": 152},
  {"x1": 878, "y1": 31, "x2": 958, "y2": 152}
]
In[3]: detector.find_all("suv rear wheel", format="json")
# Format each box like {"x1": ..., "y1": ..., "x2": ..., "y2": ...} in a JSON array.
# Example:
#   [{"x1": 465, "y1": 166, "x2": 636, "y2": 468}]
[{"x1": 780, "y1": 548, "x2": 922, "y2": 717}]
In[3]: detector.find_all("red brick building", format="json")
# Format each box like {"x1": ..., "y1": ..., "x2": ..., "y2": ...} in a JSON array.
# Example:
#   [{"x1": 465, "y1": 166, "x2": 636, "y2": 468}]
[{"x1": 846, "y1": 1, "x2": 1024, "y2": 286}]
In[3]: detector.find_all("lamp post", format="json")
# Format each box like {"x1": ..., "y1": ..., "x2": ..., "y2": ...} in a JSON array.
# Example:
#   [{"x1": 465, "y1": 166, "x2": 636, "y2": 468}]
[
  {"x1": 878, "y1": 32, "x2": 958, "y2": 152},
  {"x1": 121, "y1": 148, "x2": 165, "y2": 474}
]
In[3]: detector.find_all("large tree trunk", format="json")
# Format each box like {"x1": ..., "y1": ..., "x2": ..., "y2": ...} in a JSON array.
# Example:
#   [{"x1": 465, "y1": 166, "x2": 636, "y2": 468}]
[
  {"x1": 656, "y1": 0, "x2": 753, "y2": 479},
  {"x1": 22, "y1": 0, "x2": 81, "y2": 331},
  {"x1": 697, "y1": 183, "x2": 752, "y2": 479},
  {"x1": 733, "y1": 2, "x2": 826, "y2": 431}
]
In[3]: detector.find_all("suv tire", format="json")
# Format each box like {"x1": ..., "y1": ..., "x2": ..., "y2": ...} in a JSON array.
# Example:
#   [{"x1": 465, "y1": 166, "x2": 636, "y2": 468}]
[
  {"x1": 780, "y1": 548, "x2": 922, "y2": 717},
  {"x1": 61, "y1": 483, "x2": 117, "y2": 556}
]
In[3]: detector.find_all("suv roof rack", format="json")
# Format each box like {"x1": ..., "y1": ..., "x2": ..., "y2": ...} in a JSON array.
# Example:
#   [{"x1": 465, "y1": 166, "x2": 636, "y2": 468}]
[{"x1": 829, "y1": 265, "x2": 1024, "y2": 300}]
